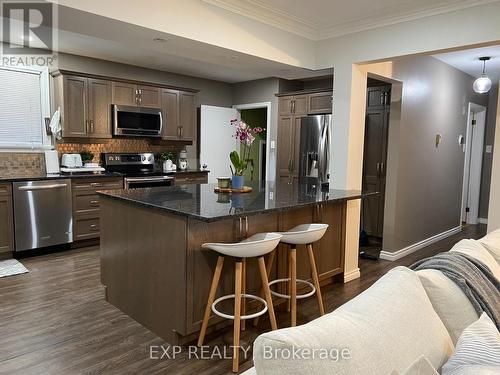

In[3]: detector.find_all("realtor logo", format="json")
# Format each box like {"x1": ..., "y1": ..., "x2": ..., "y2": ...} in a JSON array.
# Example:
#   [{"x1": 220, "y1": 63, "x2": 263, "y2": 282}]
[{"x1": 1, "y1": 0, "x2": 58, "y2": 66}]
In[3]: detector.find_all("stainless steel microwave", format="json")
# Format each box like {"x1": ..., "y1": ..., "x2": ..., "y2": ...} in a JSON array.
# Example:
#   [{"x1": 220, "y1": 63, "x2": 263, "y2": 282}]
[{"x1": 113, "y1": 105, "x2": 162, "y2": 137}]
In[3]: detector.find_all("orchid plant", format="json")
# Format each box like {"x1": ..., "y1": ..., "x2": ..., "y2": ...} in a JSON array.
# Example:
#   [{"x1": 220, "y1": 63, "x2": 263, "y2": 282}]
[{"x1": 229, "y1": 119, "x2": 264, "y2": 176}]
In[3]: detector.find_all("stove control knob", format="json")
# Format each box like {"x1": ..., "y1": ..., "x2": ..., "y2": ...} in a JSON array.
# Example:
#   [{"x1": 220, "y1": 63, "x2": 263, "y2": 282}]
[
  {"x1": 148, "y1": 156, "x2": 153, "y2": 161},
  {"x1": 141, "y1": 155, "x2": 146, "y2": 161}
]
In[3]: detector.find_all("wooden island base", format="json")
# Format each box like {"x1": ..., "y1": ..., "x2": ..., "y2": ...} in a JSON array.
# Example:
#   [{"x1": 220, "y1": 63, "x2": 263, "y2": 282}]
[{"x1": 100, "y1": 197, "x2": 347, "y2": 345}]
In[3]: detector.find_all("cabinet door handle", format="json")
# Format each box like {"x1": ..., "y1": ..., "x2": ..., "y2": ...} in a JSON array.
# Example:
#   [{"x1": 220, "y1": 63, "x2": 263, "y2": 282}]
[
  {"x1": 180, "y1": 126, "x2": 184, "y2": 138},
  {"x1": 288, "y1": 158, "x2": 292, "y2": 173},
  {"x1": 89, "y1": 200, "x2": 99, "y2": 206},
  {"x1": 90, "y1": 182, "x2": 103, "y2": 188},
  {"x1": 90, "y1": 120, "x2": 94, "y2": 133},
  {"x1": 90, "y1": 224, "x2": 98, "y2": 231},
  {"x1": 85, "y1": 120, "x2": 89, "y2": 133},
  {"x1": 291, "y1": 100, "x2": 296, "y2": 114},
  {"x1": 380, "y1": 162, "x2": 384, "y2": 176}
]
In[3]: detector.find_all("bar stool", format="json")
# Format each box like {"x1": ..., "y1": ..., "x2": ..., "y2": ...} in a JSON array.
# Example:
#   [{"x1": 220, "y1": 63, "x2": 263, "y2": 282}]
[
  {"x1": 197, "y1": 232, "x2": 282, "y2": 373},
  {"x1": 269, "y1": 223, "x2": 329, "y2": 327}
]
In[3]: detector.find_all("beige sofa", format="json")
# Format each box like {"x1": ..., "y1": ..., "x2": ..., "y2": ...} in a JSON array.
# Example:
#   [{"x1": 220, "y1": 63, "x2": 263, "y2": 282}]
[{"x1": 243, "y1": 229, "x2": 500, "y2": 375}]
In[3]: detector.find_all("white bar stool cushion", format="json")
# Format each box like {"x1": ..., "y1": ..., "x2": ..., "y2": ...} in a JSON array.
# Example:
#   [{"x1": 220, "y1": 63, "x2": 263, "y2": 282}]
[
  {"x1": 280, "y1": 223, "x2": 329, "y2": 245},
  {"x1": 202, "y1": 232, "x2": 282, "y2": 258}
]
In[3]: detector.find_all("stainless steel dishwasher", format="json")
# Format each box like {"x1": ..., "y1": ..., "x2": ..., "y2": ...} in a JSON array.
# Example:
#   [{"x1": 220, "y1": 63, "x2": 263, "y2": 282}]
[{"x1": 13, "y1": 179, "x2": 73, "y2": 252}]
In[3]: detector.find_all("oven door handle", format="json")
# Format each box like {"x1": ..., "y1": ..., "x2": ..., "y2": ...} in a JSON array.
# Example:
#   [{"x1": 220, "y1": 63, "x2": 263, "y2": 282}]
[{"x1": 125, "y1": 176, "x2": 174, "y2": 183}]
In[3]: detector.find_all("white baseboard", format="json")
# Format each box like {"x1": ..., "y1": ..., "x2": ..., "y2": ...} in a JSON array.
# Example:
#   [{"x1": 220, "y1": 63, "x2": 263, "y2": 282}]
[
  {"x1": 379, "y1": 226, "x2": 462, "y2": 262},
  {"x1": 344, "y1": 268, "x2": 360, "y2": 283},
  {"x1": 478, "y1": 218, "x2": 488, "y2": 224}
]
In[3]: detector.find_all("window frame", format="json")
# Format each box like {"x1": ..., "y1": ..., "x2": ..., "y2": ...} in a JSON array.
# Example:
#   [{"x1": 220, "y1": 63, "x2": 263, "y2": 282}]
[{"x1": 0, "y1": 65, "x2": 52, "y2": 152}]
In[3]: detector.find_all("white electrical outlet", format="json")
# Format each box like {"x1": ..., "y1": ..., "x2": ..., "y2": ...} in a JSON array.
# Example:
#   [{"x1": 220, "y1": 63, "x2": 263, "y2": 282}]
[
  {"x1": 270, "y1": 140, "x2": 276, "y2": 149},
  {"x1": 485, "y1": 145, "x2": 493, "y2": 154}
]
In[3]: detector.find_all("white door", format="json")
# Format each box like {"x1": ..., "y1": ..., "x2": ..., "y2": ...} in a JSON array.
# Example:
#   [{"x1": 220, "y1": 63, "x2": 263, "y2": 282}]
[
  {"x1": 462, "y1": 103, "x2": 486, "y2": 224},
  {"x1": 200, "y1": 105, "x2": 239, "y2": 183}
]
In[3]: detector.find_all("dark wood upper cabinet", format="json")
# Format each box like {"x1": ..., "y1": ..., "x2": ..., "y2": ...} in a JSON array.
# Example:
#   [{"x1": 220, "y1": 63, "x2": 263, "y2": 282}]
[
  {"x1": 55, "y1": 75, "x2": 112, "y2": 139},
  {"x1": 161, "y1": 89, "x2": 179, "y2": 139},
  {"x1": 308, "y1": 92, "x2": 332, "y2": 114},
  {"x1": 61, "y1": 75, "x2": 88, "y2": 137},
  {"x1": 112, "y1": 82, "x2": 161, "y2": 108},
  {"x1": 293, "y1": 95, "x2": 308, "y2": 116},
  {"x1": 137, "y1": 85, "x2": 161, "y2": 108},
  {"x1": 111, "y1": 82, "x2": 137, "y2": 106},
  {"x1": 0, "y1": 183, "x2": 14, "y2": 256},
  {"x1": 87, "y1": 78, "x2": 112, "y2": 138},
  {"x1": 179, "y1": 91, "x2": 196, "y2": 140},
  {"x1": 161, "y1": 90, "x2": 197, "y2": 141},
  {"x1": 53, "y1": 71, "x2": 198, "y2": 141}
]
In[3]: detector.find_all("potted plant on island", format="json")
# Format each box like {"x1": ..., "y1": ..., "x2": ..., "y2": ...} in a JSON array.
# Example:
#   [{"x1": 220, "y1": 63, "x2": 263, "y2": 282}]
[{"x1": 229, "y1": 119, "x2": 264, "y2": 189}]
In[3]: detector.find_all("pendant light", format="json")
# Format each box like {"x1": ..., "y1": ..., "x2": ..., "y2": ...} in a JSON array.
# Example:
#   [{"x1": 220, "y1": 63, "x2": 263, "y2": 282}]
[{"x1": 473, "y1": 57, "x2": 492, "y2": 94}]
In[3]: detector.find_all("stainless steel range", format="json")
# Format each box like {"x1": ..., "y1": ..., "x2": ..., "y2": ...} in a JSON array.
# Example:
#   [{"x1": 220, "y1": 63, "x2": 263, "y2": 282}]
[{"x1": 101, "y1": 153, "x2": 174, "y2": 189}]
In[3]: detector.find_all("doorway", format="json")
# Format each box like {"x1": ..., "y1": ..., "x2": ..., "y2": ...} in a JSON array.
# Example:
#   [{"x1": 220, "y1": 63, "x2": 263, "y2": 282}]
[
  {"x1": 239, "y1": 108, "x2": 268, "y2": 183},
  {"x1": 360, "y1": 78, "x2": 392, "y2": 259},
  {"x1": 462, "y1": 103, "x2": 487, "y2": 225}
]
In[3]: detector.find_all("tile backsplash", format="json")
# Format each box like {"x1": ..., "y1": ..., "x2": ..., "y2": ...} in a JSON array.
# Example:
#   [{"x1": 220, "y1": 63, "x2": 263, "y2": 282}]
[
  {"x1": 0, "y1": 153, "x2": 46, "y2": 176},
  {"x1": 0, "y1": 139, "x2": 190, "y2": 176}
]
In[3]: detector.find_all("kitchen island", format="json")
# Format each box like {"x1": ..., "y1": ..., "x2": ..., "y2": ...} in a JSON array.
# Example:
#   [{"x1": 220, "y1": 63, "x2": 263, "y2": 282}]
[{"x1": 98, "y1": 181, "x2": 371, "y2": 344}]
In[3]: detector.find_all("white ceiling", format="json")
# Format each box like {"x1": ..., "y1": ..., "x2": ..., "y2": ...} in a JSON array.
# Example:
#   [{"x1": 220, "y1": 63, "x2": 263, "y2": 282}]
[
  {"x1": 204, "y1": 0, "x2": 499, "y2": 40},
  {"x1": 433, "y1": 45, "x2": 500, "y2": 84}
]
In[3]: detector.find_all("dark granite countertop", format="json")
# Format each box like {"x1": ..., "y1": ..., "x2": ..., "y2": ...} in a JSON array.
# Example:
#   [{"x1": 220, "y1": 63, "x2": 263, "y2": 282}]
[
  {"x1": 98, "y1": 181, "x2": 375, "y2": 222},
  {"x1": 163, "y1": 169, "x2": 209, "y2": 175},
  {"x1": 0, "y1": 172, "x2": 123, "y2": 183}
]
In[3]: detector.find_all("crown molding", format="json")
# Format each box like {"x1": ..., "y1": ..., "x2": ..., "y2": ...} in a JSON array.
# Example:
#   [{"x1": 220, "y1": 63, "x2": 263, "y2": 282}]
[
  {"x1": 202, "y1": 0, "x2": 319, "y2": 40},
  {"x1": 203, "y1": 0, "x2": 499, "y2": 41}
]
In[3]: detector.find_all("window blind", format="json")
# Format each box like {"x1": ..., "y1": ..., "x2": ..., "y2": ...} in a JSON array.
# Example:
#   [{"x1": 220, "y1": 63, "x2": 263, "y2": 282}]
[{"x1": 0, "y1": 68, "x2": 44, "y2": 148}]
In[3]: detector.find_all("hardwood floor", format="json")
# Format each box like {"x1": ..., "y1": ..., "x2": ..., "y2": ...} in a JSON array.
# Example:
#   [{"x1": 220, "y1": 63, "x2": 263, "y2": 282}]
[{"x1": 0, "y1": 225, "x2": 486, "y2": 374}]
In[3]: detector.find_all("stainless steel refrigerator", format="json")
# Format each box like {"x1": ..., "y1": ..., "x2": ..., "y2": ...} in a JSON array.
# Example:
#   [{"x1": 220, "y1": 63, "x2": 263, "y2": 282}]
[{"x1": 298, "y1": 114, "x2": 331, "y2": 189}]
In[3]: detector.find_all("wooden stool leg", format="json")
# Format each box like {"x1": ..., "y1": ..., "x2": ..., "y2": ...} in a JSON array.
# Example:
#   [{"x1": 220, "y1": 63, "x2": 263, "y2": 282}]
[
  {"x1": 258, "y1": 256, "x2": 277, "y2": 330},
  {"x1": 198, "y1": 256, "x2": 225, "y2": 347},
  {"x1": 241, "y1": 259, "x2": 246, "y2": 331},
  {"x1": 287, "y1": 247, "x2": 292, "y2": 312},
  {"x1": 307, "y1": 244, "x2": 325, "y2": 316},
  {"x1": 233, "y1": 261, "x2": 243, "y2": 373},
  {"x1": 290, "y1": 246, "x2": 297, "y2": 327},
  {"x1": 253, "y1": 250, "x2": 275, "y2": 327}
]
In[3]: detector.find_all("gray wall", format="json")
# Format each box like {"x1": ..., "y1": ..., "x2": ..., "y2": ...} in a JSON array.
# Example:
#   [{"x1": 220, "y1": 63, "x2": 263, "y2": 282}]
[
  {"x1": 479, "y1": 83, "x2": 498, "y2": 219},
  {"x1": 383, "y1": 55, "x2": 488, "y2": 253},
  {"x1": 231, "y1": 78, "x2": 280, "y2": 181}
]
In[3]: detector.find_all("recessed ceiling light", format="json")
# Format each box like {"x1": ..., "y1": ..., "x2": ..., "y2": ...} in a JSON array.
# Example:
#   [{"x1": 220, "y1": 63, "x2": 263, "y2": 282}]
[{"x1": 153, "y1": 37, "x2": 168, "y2": 43}]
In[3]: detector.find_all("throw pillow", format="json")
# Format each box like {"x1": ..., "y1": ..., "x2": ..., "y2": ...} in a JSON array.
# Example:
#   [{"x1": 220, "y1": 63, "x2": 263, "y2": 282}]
[
  {"x1": 441, "y1": 312, "x2": 500, "y2": 375},
  {"x1": 391, "y1": 355, "x2": 439, "y2": 375}
]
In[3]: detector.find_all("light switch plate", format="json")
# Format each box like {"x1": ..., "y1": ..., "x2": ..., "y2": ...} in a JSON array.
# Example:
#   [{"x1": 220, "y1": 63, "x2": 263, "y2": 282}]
[
  {"x1": 486, "y1": 145, "x2": 493, "y2": 154},
  {"x1": 270, "y1": 140, "x2": 276, "y2": 149}
]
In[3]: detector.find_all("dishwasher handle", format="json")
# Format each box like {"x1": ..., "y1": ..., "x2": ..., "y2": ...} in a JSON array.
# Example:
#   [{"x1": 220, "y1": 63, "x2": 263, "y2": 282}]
[{"x1": 18, "y1": 183, "x2": 69, "y2": 191}]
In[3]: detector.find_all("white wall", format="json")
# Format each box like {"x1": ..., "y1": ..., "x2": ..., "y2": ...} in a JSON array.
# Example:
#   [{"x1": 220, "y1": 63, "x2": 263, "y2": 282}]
[{"x1": 488, "y1": 80, "x2": 500, "y2": 232}]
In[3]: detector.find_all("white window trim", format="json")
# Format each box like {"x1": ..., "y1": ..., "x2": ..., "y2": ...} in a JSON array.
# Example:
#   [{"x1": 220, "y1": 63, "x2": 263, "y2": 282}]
[{"x1": 0, "y1": 66, "x2": 53, "y2": 153}]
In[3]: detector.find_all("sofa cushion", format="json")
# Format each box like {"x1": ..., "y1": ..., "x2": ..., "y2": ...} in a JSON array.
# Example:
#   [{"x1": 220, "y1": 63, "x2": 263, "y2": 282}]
[
  {"x1": 479, "y1": 229, "x2": 500, "y2": 264},
  {"x1": 450, "y1": 239, "x2": 500, "y2": 280},
  {"x1": 253, "y1": 267, "x2": 454, "y2": 375},
  {"x1": 441, "y1": 313, "x2": 500, "y2": 375},
  {"x1": 416, "y1": 269, "x2": 479, "y2": 344},
  {"x1": 391, "y1": 356, "x2": 439, "y2": 375}
]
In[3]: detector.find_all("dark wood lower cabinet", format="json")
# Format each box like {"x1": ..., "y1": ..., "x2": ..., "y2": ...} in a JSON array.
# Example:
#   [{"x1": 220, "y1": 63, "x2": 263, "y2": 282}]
[
  {"x1": 0, "y1": 183, "x2": 14, "y2": 257},
  {"x1": 100, "y1": 197, "x2": 346, "y2": 344},
  {"x1": 72, "y1": 177, "x2": 123, "y2": 242}
]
